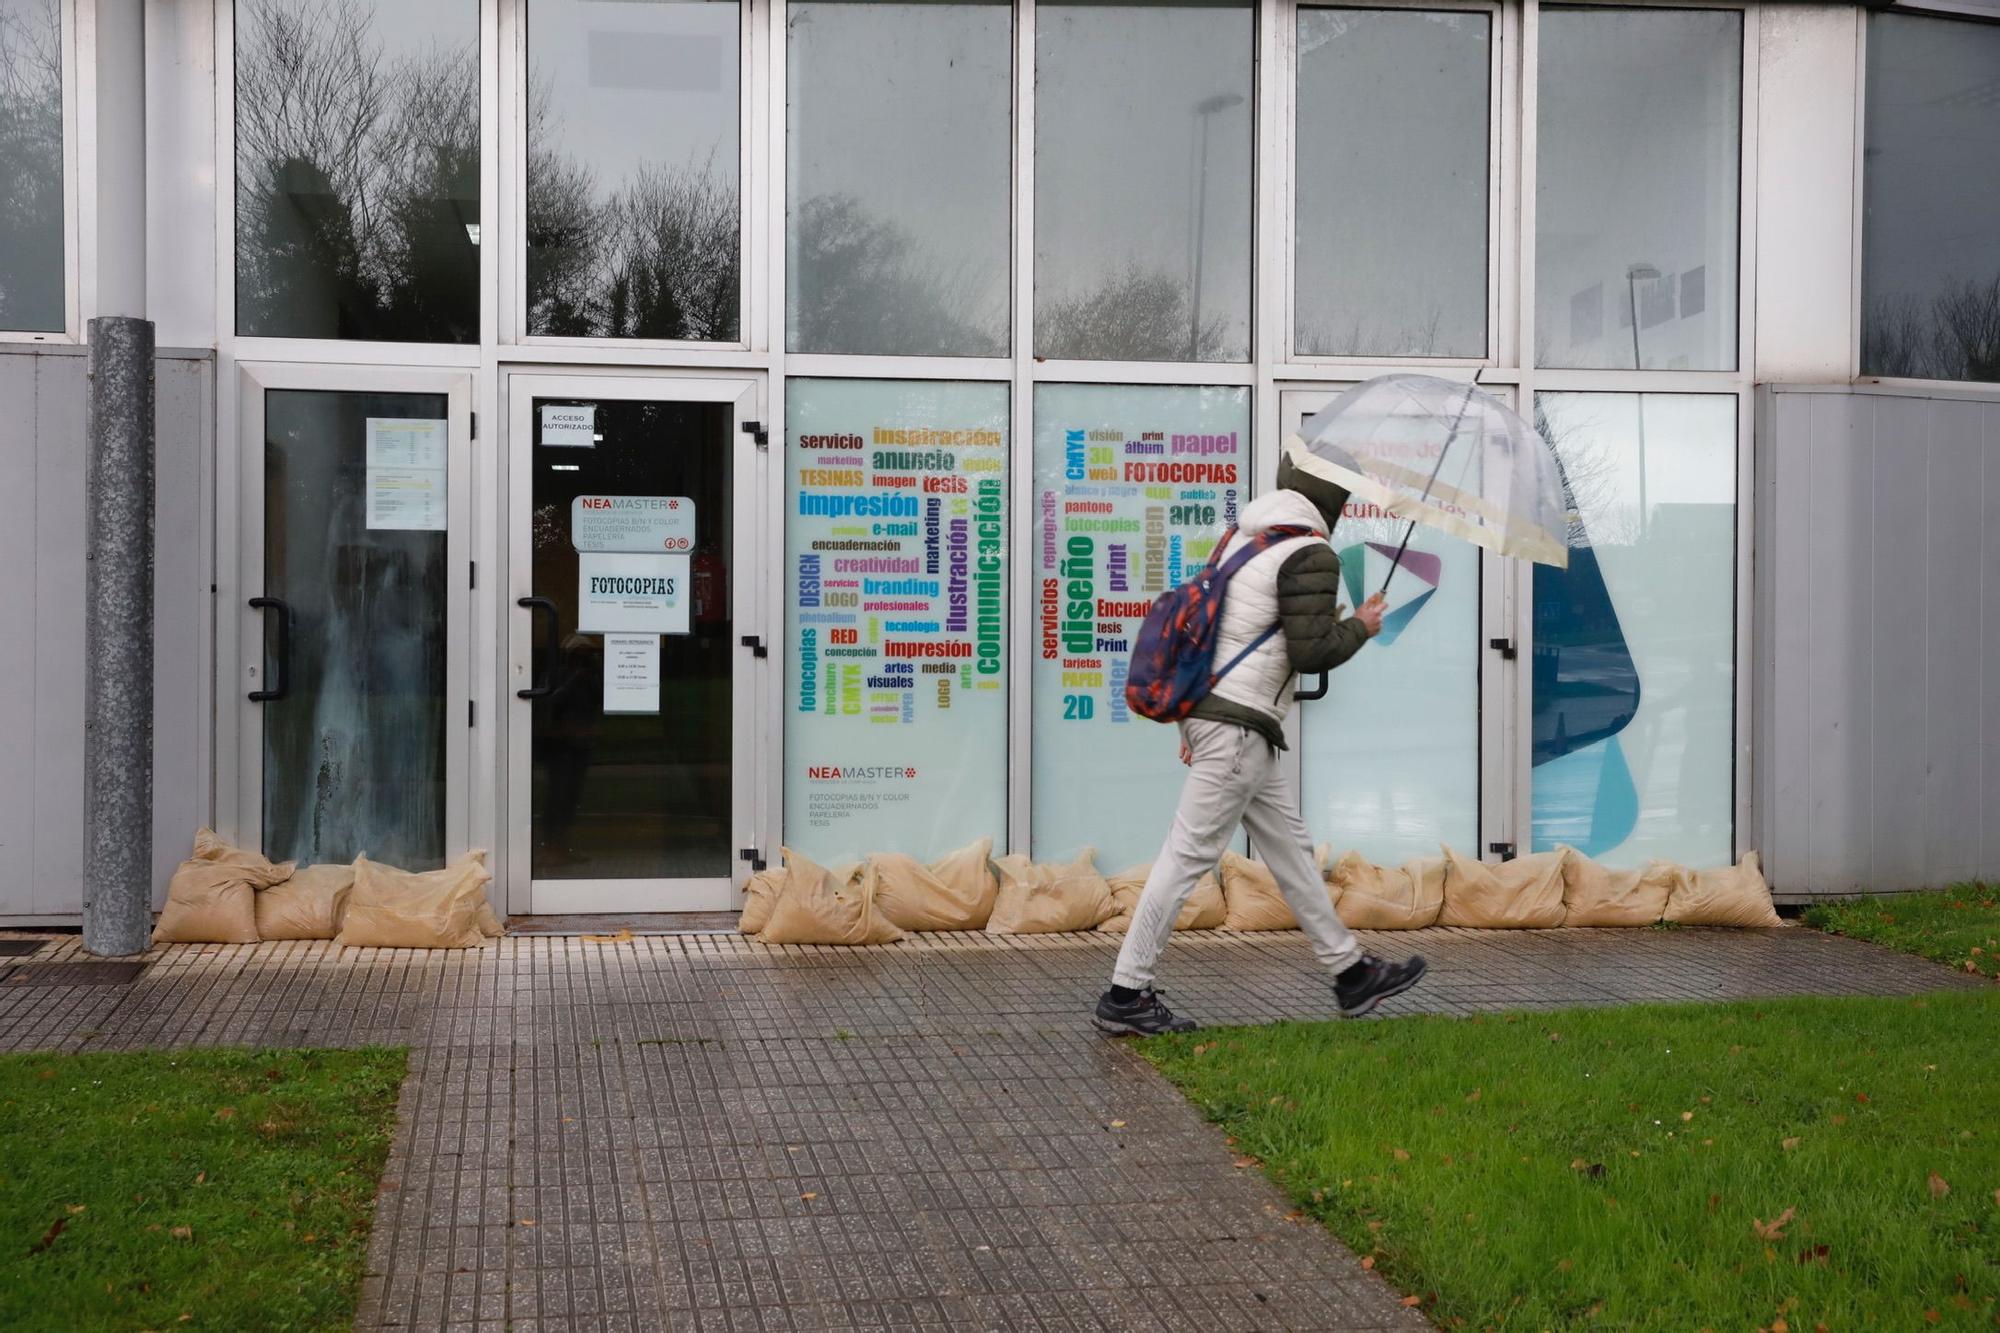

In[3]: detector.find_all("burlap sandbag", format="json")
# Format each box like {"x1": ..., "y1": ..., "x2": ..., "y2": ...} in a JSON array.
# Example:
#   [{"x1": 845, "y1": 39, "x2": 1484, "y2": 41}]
[
  {"x1": 192, "y1": 827, "x2": 291, "y2": 875},
  {"x1": 1328, "y1": 850, "x2": 1444, "y2": 929},
  {"x1": 153, "y1": 851, "x2": 294, "y2": 943},
  {"x1": 738, "y1": 866, "x2": 788, "y2": 935},
  {"x1": 335, "y1": 851, "x2": 494, "y2": 949},
  {"x1": 986, "y1": 850, "x2": 1114, "y2": 934},
  {"x1": 1219, "y1": 852, "x2": 1300, "y2": 931},
  {"x1": 1098, "y1": 863, "x2": 1225, "y2": 933},
  {"x1": 1664, "y1": 852, "x2": 1782, "y2": 928},
  {"x1": 760, "y1": 847, "x2": 905, "y2": 945},
  {"x1": 254, "y1": 862, "x2": 356, "y2": 941},
  {"x1": 868, "y1": 837, "x2": 999, "y2": 932},
  {"x1": 1561, "y1": 849, "x2": 1676, "y2": 927},
  {"x1": 1439, "y1": 845, "x2": 1568, "y2": 929}
]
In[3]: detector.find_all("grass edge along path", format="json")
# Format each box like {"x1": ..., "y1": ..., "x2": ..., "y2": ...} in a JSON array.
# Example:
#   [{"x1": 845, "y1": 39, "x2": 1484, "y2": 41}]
[
  {"x1": 1143, "y1": 992, "x2": 1998, "y2": 1330},
  {"x1": 1805, "y1": 884, "x2": 2000, "y2": 980},
  {"x1": 0, "y1": 1046, "x2": 408, "y2": 1332}
]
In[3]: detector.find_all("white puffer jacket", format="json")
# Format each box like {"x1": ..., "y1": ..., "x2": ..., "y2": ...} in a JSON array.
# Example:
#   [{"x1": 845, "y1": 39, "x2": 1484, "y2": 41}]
[{"x1": 1203, "y1": 490, "x2": 1332, "y2": 724}]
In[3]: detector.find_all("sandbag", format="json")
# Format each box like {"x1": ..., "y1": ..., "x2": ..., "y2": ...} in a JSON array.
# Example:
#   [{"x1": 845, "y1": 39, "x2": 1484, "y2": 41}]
[
  {"x1": 760, "y1": 847, "x2": 905, "y2": 945},
  {"x1": 1561, "y1": 850, "x2": 1676, "y2": 927},
  {"x1": 192, "y1": 827, "x2": 291, "y2": 877},
  {"x1": 1439, "y1": 845, "x2": 1568, "y2": 929},
  {"x1": 738, "y1": 865, "x2": 788, "y2": 935},
  {"x1": 153, "y1": 852, "x2": 294, "y2": 943},
  {"x1": 1219, "y1": 852, "x2": 1300, "y2": 931},
  {"x1": 1328, "y1": 851, "x2": 1443, "y2": 929},
  {"x1": 986, "y1": 850, "x2": 1114, "y2": 935},
  {"x1": 335, "y1": 851, "x2": 494, "y2": 949},
  {"x1": 868, "y1": 838, "x2": 999, "y2": 932},
  {"x1": 1099, "y1": 863, "x2": 1225, "y2": 933},
  {"x1": 254, "y1": 863, "x2": 356, "y2": 941},
  {"x1": 1664, "y1": 852, "x2": 1781, "y2": 928}
]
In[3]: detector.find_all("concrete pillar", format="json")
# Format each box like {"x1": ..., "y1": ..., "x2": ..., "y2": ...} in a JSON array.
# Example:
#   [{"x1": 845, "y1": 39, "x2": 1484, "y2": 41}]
[{"x1": 82, "y1": 317, "x2": 157, "y2": 956}]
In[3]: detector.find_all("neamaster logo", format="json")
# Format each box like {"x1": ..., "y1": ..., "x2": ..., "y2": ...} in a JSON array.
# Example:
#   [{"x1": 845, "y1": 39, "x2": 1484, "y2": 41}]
[{"x1": 807, "y1": 766, "x2": 919, "y2": 780}]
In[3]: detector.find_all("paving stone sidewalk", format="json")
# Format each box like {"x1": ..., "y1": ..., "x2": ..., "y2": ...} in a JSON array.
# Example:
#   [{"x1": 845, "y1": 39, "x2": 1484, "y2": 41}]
[{"x1": 0, "y1": 924, "x2": 1979, "y2": 1332}]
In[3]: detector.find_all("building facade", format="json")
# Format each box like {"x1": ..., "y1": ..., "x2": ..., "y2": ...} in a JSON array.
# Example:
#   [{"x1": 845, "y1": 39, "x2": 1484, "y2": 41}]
[{"x1": 2, "y1": 0, "x2": 1998, "y2": 921}]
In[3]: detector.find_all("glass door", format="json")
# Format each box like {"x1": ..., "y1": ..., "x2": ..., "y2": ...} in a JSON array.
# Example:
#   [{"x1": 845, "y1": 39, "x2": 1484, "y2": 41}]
[
  {"x1": 506, "y1": 374, "x2": 764, "y2": 914},
  {"x1": 228, "y1": 366, "x2": 473, "y2": 868},
  {"x1": 1277, "y1": 387, "x2": 1508, "y2": 867}
]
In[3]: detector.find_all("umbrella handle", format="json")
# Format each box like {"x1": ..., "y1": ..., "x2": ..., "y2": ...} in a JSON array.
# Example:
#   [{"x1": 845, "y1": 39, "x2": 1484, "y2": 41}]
[{"x1": 1375, "y1": 374, "x2": 1481, "y2": 601}]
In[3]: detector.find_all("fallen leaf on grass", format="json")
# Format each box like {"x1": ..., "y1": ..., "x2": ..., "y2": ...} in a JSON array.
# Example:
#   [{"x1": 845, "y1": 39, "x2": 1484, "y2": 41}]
[
  {"x1": 65, "y1": 1204, "x2": 85, "y2": 1215},
  {"x1": 168, "y1": 1226, "x2": 192, "y2": 1241},
  {"x1": 1360, "y1": 1257, "x2": 1374, "y2": 1270},
  {"x1": 1752, "y1": 1207, "x2": 1796, "y2": 1241},
  {"x1": 213, "y1": 1107, "x2": 235, "y2": 1120},
  {"x1": 1782, "y1": 1137, "x2": 1801, "y2": 1151},
  {"x1": 1232, "y1": 1156, "x2": 1260, "y2": 1170},
  {"x1": 1707, "y1": 1194, "x2": 1721, "y2": 1214},
  {"x1": 1682, "y1": 1111, "x2": 1695, "y2": 1122},
  {"x1": 1928, "y1": 1173, "x2": 1950, "y2": 1199},
  {"x1": 1390, "y1": 1148, "x2": 1410, "y2": 1162},
  {"x1": 1465, "y1": 1088, "x2": 1481, "y2": 1103},
  {"x1": 1796, "y1": 1244, "x2": 1830, "y2": 1266},
  {"x1": 1924, "y1": 1312, "x2": 1940, "y2": 1324},
  {"x1": 1400, "y1": 1295, "x2": 1424, "y2": 1308},
  {"x1": 28, "y1": 1216, "x2": 68, "y2": 1254},
  {"x1": 1830, "y1": 1115, "x2": 1847, "y2": 1126},
  {"x1": 1855, "y1": 1093, "x2": 1870, "y2": 1104}
]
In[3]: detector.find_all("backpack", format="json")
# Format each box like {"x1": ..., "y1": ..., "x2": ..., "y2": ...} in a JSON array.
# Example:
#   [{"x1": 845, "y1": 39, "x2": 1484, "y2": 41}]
[{"x1": 1124, "y1": 525, "x2": 1315, "y2": 723}]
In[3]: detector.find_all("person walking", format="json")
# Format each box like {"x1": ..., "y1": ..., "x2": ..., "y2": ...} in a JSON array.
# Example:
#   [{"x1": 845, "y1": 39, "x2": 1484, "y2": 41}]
[{"x1": 1093, "y1": 454, "x2": 1429, "y2": 1035}]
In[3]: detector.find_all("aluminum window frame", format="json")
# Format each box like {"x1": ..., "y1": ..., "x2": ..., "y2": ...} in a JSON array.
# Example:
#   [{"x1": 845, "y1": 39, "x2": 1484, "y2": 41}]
[{"x1": 0, "y1": 0, "x2": 78, "y2": 342}]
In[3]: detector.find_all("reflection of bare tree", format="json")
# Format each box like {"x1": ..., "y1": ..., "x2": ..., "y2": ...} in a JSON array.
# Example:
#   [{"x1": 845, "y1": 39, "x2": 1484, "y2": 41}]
[
  {"x1": 788, "y1": 194, "x2": 1000, "y2": 356},
  {"x1": 1863, "y1": 276, "x2": 2000, "y2": 383},
  {"x1": 1298, "y1": 304, "x2": 1450, "y2": 359},
  {"x1": 1536, "y1": 397, "x2": 1638, "y2": 550},
  {"x1": 235, "y1": 0, "x2": 478, "y2": 341},
  {"x1": 0, "y1": 0, "x2": 63, "y2": 329},
  {"x1": 1037, "y1": 266, "x2": 1227, "y2": 362}
]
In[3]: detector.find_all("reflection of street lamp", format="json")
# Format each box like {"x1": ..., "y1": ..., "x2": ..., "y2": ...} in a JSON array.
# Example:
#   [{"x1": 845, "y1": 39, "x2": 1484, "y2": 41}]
[
  {"x1": 1626, "y1": 263, "x2": 1659, "y2": 538},
  {"x1": 1187, "y1": 92, "x2": 1245, "y2": 361}
]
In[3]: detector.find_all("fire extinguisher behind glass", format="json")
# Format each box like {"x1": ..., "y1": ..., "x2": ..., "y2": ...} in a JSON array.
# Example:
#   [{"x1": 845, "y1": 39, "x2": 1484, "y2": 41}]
[{"x1": 692, "y1": 542, "x2": 726, "y2": 635}]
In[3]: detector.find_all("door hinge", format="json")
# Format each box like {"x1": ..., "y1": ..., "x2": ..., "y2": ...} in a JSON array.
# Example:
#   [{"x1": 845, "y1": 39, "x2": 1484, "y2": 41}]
[
  {"x1": 741, "y1": 420, "x2": 769, "y2": 448},
  {"x1": 1488, "y1": 637, "x2": 1518, "y2": 660},
  {"x1": 739, "y1": 634, "x2": 768, "y2": 658},
  {"x1": 739, "y1": 847, "x2": 767, "y2": 872},
  {"x1": 468, "y1": 699, "x2": 476, "y2": 728},
  {"x1": 469, "y1": 411, "x2": 477, "y2": 441},
  {"x1": 468, "y1": 560, "x2": 476, "y2": 590},
  {"x1": 1488, "y1": 841, "x2": 1517, "y2": 861}
]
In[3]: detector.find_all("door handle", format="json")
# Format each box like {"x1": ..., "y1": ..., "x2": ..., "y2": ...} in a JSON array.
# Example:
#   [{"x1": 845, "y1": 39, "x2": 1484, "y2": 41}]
[
  {"x1": 247, "y1": 596, "x2": 292, "y2": 702},
  {"x1": 517, "y1": 596, "x2": 558, "y2": 699},
  {"x1": 1295, "y1": 671, "x2": 1329, "y2": 702}
]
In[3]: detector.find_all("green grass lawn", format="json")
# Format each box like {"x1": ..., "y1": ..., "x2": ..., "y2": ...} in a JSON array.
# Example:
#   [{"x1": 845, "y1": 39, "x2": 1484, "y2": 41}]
[
  {"x1": 1144, "y1": 993, "x2": 1998, "y2": 1330},
  {"x1": 0, "y1": 1047, "x2": 407, "y2": 1332},
  {"x1": 1806, "y1": 885, "x2": 2000, "y2": 980}
]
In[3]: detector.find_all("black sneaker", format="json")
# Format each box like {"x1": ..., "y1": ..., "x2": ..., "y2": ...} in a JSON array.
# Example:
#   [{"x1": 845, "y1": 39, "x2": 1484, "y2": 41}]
[
  {"x1": 1334, "y1": 954, "x2": 1428, "y2": 1018},
  {"x1": 1093, "y1": 988, "x2": 1198, "y2": 1036}
]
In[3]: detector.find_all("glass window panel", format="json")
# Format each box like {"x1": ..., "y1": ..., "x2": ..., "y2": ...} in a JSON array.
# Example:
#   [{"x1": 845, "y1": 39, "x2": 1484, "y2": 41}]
[
  {"x1": 527, "y1": 0, "x2": 741, "y2": 341},
  {"x1": 787, "y1": 0, "x2": 1010, "y2": 357},
  {"x1": 263, "y1": 390, "x2": 449, "y2": 868},
  {"x1": 1861, "y1": 12, "x2": 2000, "y2": 383},
  {"x1": 0, "y1": 0, "x2": 65, "y2": 332},
  {"x1": 235, "y1": 0, "x2": 479, "y2": 342},
  {"x1": 784, "y1": 378, "x2": 1008, "y2": 863},
  {"x1": 1294, "y1": 8, "x2": 1489, "y2": 359},
  {"x1": 1035, "y1": 0, "x2": 1252, "y2": 363},
  {"x1": 1535, "y1": 7, "x2": 1740, "y2": 371},
  {"x1": 1031, "y1": 383, "x2": 1249, "y2": 870},
  {"x1": 1532, "y1": 392, "x2": 1735, "y2": 869}
]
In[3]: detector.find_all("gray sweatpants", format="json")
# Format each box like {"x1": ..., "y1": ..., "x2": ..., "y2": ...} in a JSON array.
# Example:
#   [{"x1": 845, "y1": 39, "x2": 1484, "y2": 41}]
[{"x1": 1111, "y1": 717, "x2": 1364, "y2": 990}]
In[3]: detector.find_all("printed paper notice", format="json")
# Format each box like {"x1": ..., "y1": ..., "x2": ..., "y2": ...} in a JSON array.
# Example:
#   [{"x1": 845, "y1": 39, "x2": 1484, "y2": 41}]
[
  {"x1": 578, "y1": 551, "x2": 689, "y2": 634},
  {"x1": 603, "y1": 634, "x2": 660, "y2": 714},
  {"x1": 541, "y1": 403, "x2": 596, "y2": 448},
  {"x1": 365, "y1": 417, "x2": 448, "y2": 531}
]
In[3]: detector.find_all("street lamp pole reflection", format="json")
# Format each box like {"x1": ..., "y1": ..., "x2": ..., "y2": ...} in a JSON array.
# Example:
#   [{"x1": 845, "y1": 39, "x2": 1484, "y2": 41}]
[{"x1": 1188, "y1": 92, "x2": 1245, "y2": 362}]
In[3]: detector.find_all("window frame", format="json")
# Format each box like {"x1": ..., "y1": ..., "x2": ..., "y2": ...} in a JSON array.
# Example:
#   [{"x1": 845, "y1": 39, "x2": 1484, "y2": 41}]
[{"x1": 0, "y1": 0, "x2": 77, "y2": 342}]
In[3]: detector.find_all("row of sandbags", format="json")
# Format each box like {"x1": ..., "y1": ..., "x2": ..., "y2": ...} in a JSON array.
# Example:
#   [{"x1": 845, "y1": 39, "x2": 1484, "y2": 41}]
[
  {"x1": 152, "y1": 829, "x2": 504, "y2": 948},
  {"x1": 738, "y1": 840, "x2": 1779, "y2": 946}
]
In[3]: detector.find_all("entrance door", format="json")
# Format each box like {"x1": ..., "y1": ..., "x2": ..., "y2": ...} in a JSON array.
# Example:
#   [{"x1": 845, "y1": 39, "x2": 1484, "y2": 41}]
[
  {"x1": 505, "y1": 374, "x2": 765, "y2": 914},
  {"x1": 1277, "y1": 387, "x2": 1514, "y2": 865},
  {"x1": 227, "y1": 365, "x2": 473, "y2": 867}
]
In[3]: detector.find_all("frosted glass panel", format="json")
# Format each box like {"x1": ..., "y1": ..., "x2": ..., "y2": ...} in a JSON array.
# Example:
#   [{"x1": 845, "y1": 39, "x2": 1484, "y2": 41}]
[{"x1": 0, "y1": 0, "x2": 64, "y2": 332}]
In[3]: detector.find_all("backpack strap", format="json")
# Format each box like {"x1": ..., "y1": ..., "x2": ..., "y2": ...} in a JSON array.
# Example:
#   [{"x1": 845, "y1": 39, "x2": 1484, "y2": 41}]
[{"x1": 1206, "y1": 525, "x2": 1318, "y2": 684}]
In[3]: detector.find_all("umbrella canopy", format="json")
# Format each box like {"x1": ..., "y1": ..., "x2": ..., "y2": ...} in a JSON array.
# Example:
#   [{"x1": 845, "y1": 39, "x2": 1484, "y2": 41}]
[{"x1": 1286, "y1": 373, "x2": 1569, "y2": 570}]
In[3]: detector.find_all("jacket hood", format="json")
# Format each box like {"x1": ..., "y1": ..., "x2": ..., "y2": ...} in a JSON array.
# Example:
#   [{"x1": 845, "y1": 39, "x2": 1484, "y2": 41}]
[
  {"x1": 1237, "y1": 488, "x2": 1329, "y2": 538},
  {"x1": 1276, "y1": 447, "x2": 1351, "y2": 533}
]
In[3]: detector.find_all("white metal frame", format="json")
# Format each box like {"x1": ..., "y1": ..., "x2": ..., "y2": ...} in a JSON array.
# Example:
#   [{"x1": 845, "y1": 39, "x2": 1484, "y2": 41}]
[
  {"x1": 500, "y1": 369, "x2": 767, "y2": 915},
  {"x1": 217, "y1": 360, "x2": 476, "y2": 862}
]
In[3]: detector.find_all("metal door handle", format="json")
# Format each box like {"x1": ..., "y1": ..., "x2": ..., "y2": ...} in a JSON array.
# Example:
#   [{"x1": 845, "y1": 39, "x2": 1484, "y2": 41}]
[
  {"x1": 517, "y1": 597, "x2": 558, "y2": 699},
  {"x1": 247, "y1": 596, "x2": 292, "y2": 701},
  {"x1": 1295, "y1": 672, "x2": 1329, "y2": 702}
]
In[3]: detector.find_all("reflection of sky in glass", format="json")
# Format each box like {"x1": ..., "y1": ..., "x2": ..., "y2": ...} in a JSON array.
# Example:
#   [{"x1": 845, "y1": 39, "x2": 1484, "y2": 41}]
[
  {"x1": 1540, "y1": 392, "x2": 1735, "y2": 546},
  {"x1": 1535, "y1": 8, "x2": 1740, "y2": 371},
  {"x1": 0, "y1": 0, "x2": 64, "y2": 331},
  {"x1": 530, "y1": 0, "x2": 739, "y2": 189}
]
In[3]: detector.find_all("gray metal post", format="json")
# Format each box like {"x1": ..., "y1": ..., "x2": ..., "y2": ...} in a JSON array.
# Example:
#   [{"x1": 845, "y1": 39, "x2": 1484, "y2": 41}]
[{"x1": 82, "y1": 316, "x2": 157, "y2": 956}]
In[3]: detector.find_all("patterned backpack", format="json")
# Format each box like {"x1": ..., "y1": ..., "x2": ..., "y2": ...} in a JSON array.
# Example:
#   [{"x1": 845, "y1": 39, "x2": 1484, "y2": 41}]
[{"x1": 1123, "y1": 525, "x2": 1314, "y2": 723}]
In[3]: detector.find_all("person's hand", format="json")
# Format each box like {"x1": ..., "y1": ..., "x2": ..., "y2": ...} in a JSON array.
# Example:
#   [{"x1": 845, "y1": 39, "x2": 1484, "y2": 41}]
[
  {"x1": 1179, "y1": 738, "x2": 1194, "y2": 766},
  {"x1": 1354, "y1": 592, "x2": 1388, "y2": 638}
]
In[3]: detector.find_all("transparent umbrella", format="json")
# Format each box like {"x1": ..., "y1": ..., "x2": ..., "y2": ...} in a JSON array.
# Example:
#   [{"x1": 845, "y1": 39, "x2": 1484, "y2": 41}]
[{"x1": 1286, "y1": 373, "x2": 1570, "y2": 596}]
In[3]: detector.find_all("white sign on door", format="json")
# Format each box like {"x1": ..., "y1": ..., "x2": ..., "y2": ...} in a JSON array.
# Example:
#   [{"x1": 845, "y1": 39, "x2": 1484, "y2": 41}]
[
  {"x1": 578, "y1": 551, "x2": 689, "y2": 634},
  {"x1": 541, "y1": 403, "x2": 597, "y2": 447},
  {"x1": 570, "y1": 495, "x2": 696, "y2": 553},
  {"x1": 602, "y1": 633, "x2": 661, "y2": 714},
  {"x1": 364, "y1": 417, "x2": 448, "y2": 531}
]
